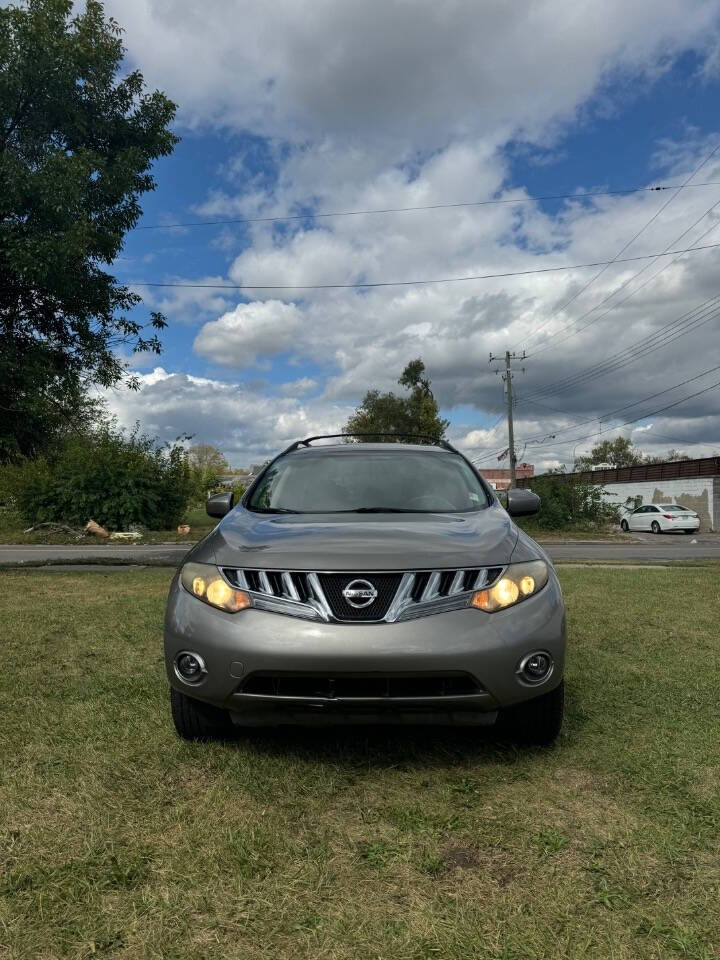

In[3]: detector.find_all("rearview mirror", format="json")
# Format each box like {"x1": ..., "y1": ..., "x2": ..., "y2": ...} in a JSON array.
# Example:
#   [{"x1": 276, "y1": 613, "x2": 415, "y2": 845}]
[
  {"x1": 506, "y1": 488, "x2": 541, "y2": 517},
  {"x1": 206, "y1": 491, "x2": 235, "y2": 518}
]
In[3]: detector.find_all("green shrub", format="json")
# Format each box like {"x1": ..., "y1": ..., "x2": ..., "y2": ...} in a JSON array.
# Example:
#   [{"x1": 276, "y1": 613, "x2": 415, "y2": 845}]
[
  {"x1": 528, "y1": 474, "x2": 619, "y2": 530},
  {"x1": 10, "y1": 425, "x2": 194, "y2": 531}
]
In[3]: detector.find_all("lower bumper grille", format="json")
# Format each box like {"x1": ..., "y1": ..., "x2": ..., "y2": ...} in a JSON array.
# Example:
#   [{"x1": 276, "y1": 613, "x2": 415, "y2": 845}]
[{"x1": 240, "y1": 673, "x2": 482, "y2": 700}]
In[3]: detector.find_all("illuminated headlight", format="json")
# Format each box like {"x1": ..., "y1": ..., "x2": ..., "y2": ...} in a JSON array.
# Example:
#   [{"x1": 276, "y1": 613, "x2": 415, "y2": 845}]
[
  {"x1": 180, "y1": 562, "x2": 251, "y2": 613},
  {"x1": 471, "y1": 561, "x2": 549, "y2": 613}
]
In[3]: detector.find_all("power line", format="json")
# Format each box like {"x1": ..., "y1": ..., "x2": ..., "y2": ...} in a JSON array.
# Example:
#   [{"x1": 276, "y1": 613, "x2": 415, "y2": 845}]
[
  {"x1": 471, "y1": 363, "x2": 720, "y2": 465},
  {"x1": 135, "y1": 181, "x2": 720, "y2": 231},
  {"x1": 126, "y1": 239, "x2": 720, "y2": 291},
  {"x1": 520, "y1": 142, "x2": 720, "y2": 350},
  {"x1": 513, "y1": 377, "x2": 720, "y2": 453},
  {"x1": 524, "y1": 298, "x2": 720, "y2": 402},
  {"x1": 515, "y1": 362, "x2": 720, "y2": 445},
  {"x1": 515, "y1": 395, "x2": 703, "y2": 448},
  {"x1": 521, "y1": 294, "x2": 720, "y2": 402},
  {"x1": 525, "y1": 198, "x2": 720, "y2": 358}
]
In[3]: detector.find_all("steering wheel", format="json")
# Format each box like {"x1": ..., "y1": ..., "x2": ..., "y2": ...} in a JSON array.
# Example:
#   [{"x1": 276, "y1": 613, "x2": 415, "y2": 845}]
[{"x1": 406, "y1": 494, "x2": 457, "y2": 510}]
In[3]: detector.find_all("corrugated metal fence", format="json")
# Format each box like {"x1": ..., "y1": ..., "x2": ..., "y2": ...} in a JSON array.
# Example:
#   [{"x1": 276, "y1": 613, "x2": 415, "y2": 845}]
[{"x1": 515, "y1": 456, "x2": 720, "y2": 488}]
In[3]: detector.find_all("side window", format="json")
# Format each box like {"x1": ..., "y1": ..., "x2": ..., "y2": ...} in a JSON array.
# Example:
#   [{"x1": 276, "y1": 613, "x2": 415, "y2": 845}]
[
  {"x1": 648, "y1": 506, "x2": 659, "y2": 513},
  {"x1": 634, "y1": 506, "x2": 647, "y2": 514}
]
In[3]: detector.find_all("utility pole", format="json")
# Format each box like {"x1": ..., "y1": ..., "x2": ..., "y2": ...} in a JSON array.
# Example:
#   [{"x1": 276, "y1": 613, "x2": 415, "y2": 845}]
[{"x1": 488, "y1": 350, "x2": 526, "y2": 488}]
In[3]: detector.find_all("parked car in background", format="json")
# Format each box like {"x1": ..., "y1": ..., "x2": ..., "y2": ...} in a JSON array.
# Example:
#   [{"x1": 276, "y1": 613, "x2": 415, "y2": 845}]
[
  {"x1": 620, "y1": 503, "x2": 700, "y2": 534},
  {"x1": 164, "y1": 434, "x2": 566, "y2": 745}
]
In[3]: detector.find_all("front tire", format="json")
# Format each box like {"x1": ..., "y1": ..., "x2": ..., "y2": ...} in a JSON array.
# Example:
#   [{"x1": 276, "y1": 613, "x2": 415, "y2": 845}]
[
  {"x1": 498, "y1": 681, "x2": 564, "y2": 746},
  {"x1": 170, "y1": 687, "x2": 232, "y2": 741},
  {"x1": 651, "y1": 520, "x2": 661, "y2": 534},
  {"x1": 620, "y1": 519, "x2": 629, "y2": 532}
]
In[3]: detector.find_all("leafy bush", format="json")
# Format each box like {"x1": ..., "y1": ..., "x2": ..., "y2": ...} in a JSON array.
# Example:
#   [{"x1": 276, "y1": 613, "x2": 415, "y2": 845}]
[
  {"x1": 527, "y1": 474, "x2": 619, "y2": 530},
  {"x1": 8, "y1": 425, "x2": 194, "y2": 530}
]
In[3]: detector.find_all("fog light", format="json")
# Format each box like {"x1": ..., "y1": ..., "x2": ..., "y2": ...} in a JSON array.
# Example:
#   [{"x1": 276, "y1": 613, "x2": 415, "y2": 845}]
[
  {"x1": 518, "y1": 651, "x2": 553, "y2": 684},
  {"x1": 175, "y1": 652, "x2": 206, "y2": 684}
]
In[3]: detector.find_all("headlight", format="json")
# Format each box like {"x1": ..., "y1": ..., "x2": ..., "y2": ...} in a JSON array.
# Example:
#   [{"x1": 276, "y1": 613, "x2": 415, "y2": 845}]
[
  {"x1": 471, "y1": 560, "x2": 549, "y2": 613},
  {"x1": 180, "y1": 562, "x2": 251, "y2": 613}
]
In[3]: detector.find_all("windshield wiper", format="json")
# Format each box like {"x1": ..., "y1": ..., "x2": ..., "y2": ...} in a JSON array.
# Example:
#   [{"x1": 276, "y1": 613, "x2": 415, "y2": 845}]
[
  {"x1": 349, "y1": 506, "x2": 422, "y2": 513},
  {"x1": 250, "y1": 506, "x2": 301, "y2": 514}
]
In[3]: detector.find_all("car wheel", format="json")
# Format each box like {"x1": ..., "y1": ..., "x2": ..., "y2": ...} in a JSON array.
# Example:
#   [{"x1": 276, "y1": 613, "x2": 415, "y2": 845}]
[
  {"x1": 651, "y1": 521, "x2": 661, "y2": 534},
  {"x1": 498, "y1": 681, "x2": 564, "y2": 746},
  {"x1": 620, "y1": 519, "x2": 629, "y2": 532},
  {"x1": 170, "y1": 687, "x2": 232, "y2": 741}
]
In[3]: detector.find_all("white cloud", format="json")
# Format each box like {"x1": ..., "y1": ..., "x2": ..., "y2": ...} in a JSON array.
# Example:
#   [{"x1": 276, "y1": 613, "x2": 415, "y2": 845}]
[
  {"x1": 193, "y1": 300, "x2": 304, "y2": 366},
  {"x1": 279, "y1": 377, "x2": 318, "y2": 397},
  {"x1": 134, "y1": 275, "x2": 232, "y2": 326},
  {"x1": 101, "y1": 0, "x2": 720, "y2": 465},
  {"x1": 112, "y1": 0, "x2": 719, "y2": 150},
  {"x1": 102, "y1": 368, "x2": 350, "y2": 465}
]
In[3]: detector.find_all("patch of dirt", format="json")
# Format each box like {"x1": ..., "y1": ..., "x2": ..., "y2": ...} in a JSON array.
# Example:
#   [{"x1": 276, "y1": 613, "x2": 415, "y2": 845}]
[
  {"x1": 442, "y1": 845, "x2": 481, "y2": 869},
  {"x1": 440, "y1": 845, "x2": 519, "y2": 886}
]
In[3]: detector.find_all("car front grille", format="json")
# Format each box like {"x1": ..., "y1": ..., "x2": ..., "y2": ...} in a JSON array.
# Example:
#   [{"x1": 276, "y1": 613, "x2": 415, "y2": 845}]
[
  {"x1": 317, "y1": 572, "x2": 403, "y2": 621},
  {"x1": 240, "y1": 672, "x2": 482, "y2": 700},
  {"x1": 222, "y1": 566, "x2": 504, "y2": 623}
]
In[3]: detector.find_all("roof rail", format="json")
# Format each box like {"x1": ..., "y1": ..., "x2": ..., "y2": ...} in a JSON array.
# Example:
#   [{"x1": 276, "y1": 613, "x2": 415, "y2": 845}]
[{"x1": 283, "y1": 432, "x2": 460, "y2": 454}]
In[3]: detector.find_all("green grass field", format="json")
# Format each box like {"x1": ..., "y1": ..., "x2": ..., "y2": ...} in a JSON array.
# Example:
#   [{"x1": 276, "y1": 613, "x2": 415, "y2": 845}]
[{"x1": 1, "y1": 567, "x2": 718, "y2": 959}]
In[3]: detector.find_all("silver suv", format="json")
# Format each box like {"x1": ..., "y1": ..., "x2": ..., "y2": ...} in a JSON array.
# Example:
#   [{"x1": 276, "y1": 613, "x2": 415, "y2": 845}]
[{"x1": 164, "y1": 436, "x2": 566, "y2": 744}]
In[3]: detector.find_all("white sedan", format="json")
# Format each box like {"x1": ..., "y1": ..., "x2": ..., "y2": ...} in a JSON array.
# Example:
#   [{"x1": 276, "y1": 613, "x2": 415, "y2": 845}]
[{"x1": 620, "y1": 503, "x2": 700, "y2": 535}]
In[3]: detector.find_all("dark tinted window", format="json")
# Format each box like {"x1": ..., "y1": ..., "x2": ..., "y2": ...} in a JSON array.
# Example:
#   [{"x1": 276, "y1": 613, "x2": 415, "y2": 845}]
[{"x1": 248, "y1": 450, "x2": 489, "y2": 514}]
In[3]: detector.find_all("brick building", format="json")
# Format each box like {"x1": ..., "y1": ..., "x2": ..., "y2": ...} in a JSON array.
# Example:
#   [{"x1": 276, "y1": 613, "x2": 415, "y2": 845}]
[{"x1": 479, "y1": 463, "x2": 534, "y2": 491}]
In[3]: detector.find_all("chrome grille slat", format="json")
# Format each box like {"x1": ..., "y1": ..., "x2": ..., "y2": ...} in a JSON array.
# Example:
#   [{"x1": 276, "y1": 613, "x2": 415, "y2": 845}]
[
  {"x1": 421, "y1": 571, "x2": 442, "y2": 602},
  {"x1": 281, "y1": 571, "x2": 300, "y2": 601},
  {"x1": 220, "y1": 566, "x2": 505, "y2": 623},
  {"x1": 448, "y1": 570, "x2": 465, "y2": 595}
]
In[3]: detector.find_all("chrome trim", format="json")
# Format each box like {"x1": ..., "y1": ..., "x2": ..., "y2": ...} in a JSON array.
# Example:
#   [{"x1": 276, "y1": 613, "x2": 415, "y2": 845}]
[
  {"x1": 281, "y1": 571, "x2": 300, "y2": 601},
  {"x1": 251, "y1": 594, "x2": 321, "y2": 621},
  {"x1": 383, "y1": 573, "x2": 416, "y2": 622},
  {"x1": 515, "y1": 650, "x2": 554, "y2": 686},
  {"x1": 421, "y1": 571, "x2": 442, "y2": 602},
  {"x1": 306, "y1": 572, "x2": 333, "y2": 622},
  {"x1": 233, "y1": 692, "x2": 490, "y2": 704},
  {"x1": 448, "y1": 570, "x2": 465, "y2": 595},
  {"x1": 471, "y1": 569, "x2": 490, "y2": 590},
  {"x1": 395, "y1": 592, "x2": 474, "y2": 622},
  {"x1": 173, "y1": 651, "x2": 208, "y2": 685},
  {"x1": 219, "y1": 566, "x2": 505, "y2": 624}
]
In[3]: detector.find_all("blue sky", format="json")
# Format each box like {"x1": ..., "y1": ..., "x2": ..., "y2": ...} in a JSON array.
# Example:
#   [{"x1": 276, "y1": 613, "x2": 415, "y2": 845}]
[{"x1": 105, "y1": 0, "x2": 720, "y2": 467}]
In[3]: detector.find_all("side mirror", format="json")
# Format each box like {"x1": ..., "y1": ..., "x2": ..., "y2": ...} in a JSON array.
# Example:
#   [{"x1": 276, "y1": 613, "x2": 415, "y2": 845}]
[
  {"x1": 506, "y1": 488, "x2": 541, "y2": 518},
  {"x1": 206, "y1": 491, "x2": 235, "y2": 519}
]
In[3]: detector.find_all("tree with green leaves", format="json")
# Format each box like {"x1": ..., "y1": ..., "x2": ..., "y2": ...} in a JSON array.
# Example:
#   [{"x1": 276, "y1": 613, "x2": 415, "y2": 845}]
[
  {"x1": 188, "y1": 444, "x2": 230, "y2": 476},
  {"x1": 343, "y1": 358, "x2": 449, "y2": 441},
  {"x1": 187, "y1": 443, "x2": 231, "y2": 497},
  {"x1": 575, "y1": 437, "x2": 694, "y2": 470},
  {"x1": 574, "y1": 436, "x2": 644, "y2": 470},
  {"x1": 0, "y1": 0, "x2": 178, "y2": 462}
]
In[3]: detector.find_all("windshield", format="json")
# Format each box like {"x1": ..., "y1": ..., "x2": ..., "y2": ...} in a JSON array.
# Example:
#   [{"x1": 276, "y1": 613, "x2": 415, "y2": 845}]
[
  {"x1": 661, "y1": 504, "x2": 690, "y2": 512},
  {"x1": 247, "y1": 450, "x2": 490, "y2": 514}
]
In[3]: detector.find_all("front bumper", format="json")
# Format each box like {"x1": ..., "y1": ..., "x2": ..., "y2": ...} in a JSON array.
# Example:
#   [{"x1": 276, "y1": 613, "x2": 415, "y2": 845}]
[{"x1": 164, "y1": 572, "x2": 566, "y2": 725}]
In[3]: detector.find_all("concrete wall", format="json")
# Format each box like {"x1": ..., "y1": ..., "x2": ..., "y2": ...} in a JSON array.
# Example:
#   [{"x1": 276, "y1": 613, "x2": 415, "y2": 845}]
[{"x1": 601, "y1": 477, "x2": 716, "y2": 531}]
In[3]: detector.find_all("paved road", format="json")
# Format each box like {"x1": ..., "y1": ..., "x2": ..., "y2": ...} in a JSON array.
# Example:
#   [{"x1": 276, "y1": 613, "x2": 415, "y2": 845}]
[{"x1": 1, "y1": 535, "x2": 719, "y2": 568}]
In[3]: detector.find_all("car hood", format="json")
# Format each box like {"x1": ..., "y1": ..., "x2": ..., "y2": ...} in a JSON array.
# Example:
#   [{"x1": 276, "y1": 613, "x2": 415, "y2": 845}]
[{"x1": 196, "y1": 503, "x2": 524, "y2": 571}]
